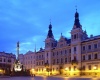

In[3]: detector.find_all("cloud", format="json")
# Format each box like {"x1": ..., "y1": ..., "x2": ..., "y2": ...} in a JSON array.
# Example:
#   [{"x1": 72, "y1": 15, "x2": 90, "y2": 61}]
[{"x1": 0, "y1": 0, "x2": 100, "y2": 54}]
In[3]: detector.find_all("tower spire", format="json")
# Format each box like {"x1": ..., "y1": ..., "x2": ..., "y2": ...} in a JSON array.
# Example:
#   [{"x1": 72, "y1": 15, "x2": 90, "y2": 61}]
[
  {"x1": 73, "y1": 6, "x2": 81, "y2": 29},
  {"x1": 47, "y1": 20, "x2": 54, "y2": 38},
  {"x1": 75, "y1": 5, "x2": 77, "y2": 12}
]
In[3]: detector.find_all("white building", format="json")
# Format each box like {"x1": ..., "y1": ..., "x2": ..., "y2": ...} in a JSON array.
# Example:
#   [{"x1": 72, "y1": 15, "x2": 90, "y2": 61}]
[
  {"x1": 19, "y1": 51, "x2": 36, "y2": 74},
  {"x1": 19, "y1": 10, "x2": 100, "y2": 77}
]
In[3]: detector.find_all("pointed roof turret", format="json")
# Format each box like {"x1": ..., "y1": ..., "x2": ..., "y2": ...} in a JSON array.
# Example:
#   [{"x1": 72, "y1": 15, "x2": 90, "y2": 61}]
[
  {"x1": 73, "y1": 8, "x2": 82, "y2": 29},
  {"x1": 47, "y1": 22, "x2": 54, "y2": 38}
]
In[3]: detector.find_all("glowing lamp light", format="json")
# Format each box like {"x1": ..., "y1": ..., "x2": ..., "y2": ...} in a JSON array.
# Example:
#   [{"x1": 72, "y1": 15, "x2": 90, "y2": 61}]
[
  {"x1": 0, "y1": 69, "x2": 2, "y2": 72},
  {"x1": 0, "y1": 69, "x2": 3, "y2": 74},
  {"x1": 93, "y1": 66, "x2": 97, "y2": 70},
  {"x1": 65, "y1": 67, "x2": 68, "y2": 71},
  {"x1": 44, "y1": 68, "x2": 46, "y2": 71}
]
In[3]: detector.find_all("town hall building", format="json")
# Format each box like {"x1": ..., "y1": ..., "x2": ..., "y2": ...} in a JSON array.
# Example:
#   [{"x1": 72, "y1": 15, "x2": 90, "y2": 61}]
[{"x1": 19, "y1": 9, "x2": 100, "y2": 76}]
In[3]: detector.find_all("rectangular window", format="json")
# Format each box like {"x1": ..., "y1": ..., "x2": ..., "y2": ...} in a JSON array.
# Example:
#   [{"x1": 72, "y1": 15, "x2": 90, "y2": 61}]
[
  {"x1": 83, "y1": 66, "x2": 85, "y2": 70},
  {"x1": 53, "y1": 52, "x2": 54, "y2": 56},
  {"x1": 56, "y1": 68, "x2": 58, "y2": 71},
  {"x1": 42, "y1": 55, "x2": 43, "y2": 58},
  {"x1": 0, "y1": 58, "x2": 2, "y2": 62},
  {"x1": 39, "y1": 62, "x2": 40, "y2": 65},
  {"x1": 42, "y1": 61, "x2": 43, "y2": 65},
  {"x1": 57, "y1": 52, "x2": 58, "y2": 55},
  {"x1": 69, "y1": 49, "x2": 71, "y2": 53},
  {"x1": 94, "y1": 54, "x2": 97, "y2": 59},
  {"x1": 65, "y1": 50, "x2": 67, "y2": 54},
  {"x1": 83, "y1": 46, "x2": 85, "y2": 51},
  {"x1": 72, "y1": 35, "x2": 73, "y2": 40},
  {"x1": 8, "y1": 59, "x2": 11, "y2": 62},
  {"x1": 88, "y1": 45, "x2": 91, "y2": 50},
  {"x1": 37, "y1": 56, "x2": 38, "y2": 59},
  {"x1": 74, "y1": 34, "x2": 76, "y2": 39},
  {"x1": 61, "y1": 51, "x2": 62, "y2": 55},
  {"x1": 69, "y1": 57, "x2": 71, "y2": 62},
  {"x1": 4, "y1": 59, "x2": 5, "y2": 62},
  {"x1": 53, "y1": 68, "x2": 54, "y2": 71},
  {"x1": 39, "y1": 55, "x2": 41, "y2": 59},
  {"x1": 83, "y1": 55, "x2": 85, "y2": 60},
  {"x1": 37, "y1": 62, "x2": 38, "y2": 65},
  {"x1": 88, "y1": 55, "x2": 91, "y2": 60},
  {"x1": 74, "y1": 47, "x2": 76, "y2": 52},
  {"x1": 61, "y1": 58, "x2": 63, "y2": 63},
  {"x1": 57, "y1": 59, "x2": 59, "y2": 64},
  {"x1": 65, "y1": 58, "x2": 67, "y2": 63},
  {"x1": 88, "y1": 65, "x2": 91, "y2": 70},
  {"x1": 47, "y1": 53, "x2": 48, "y2": 57},
  {"x1": 47, "y1": 60, "x2": 48, "y2": 64},
  {"x1": 53, "y1": 59, "x2": 55, "y2": 64},
  {"x1": 74, "y1": 66, "x2": 76, "y2": 71},
  {"x1": 94, "y1": 44, "x2": 97, "y2": 49},
  {"x1": 74, "y1": 56, "x2": 76, "y2": 61}
]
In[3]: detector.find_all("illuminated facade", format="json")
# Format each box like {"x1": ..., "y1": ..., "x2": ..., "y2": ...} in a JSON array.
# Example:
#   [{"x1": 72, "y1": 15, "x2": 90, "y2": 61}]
[
  {"x1": 0, "y1": 52, "x2": 16, "y2": 75},
  {"x1": 19, "y1": 10, "x2": 100, "y2": 76},
  {"x1": 19, "y1": 51, "x2": 36, "y2": 75}
]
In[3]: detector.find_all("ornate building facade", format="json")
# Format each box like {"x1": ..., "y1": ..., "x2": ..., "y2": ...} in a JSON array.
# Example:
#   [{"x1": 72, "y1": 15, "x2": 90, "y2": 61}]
[{"x1": 19, "y1": 10, "x2": 100, "y2": 76}]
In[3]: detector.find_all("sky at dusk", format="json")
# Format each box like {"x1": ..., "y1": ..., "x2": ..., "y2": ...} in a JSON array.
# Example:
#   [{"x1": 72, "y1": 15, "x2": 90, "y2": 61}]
[{"x1": 0, "y1": 0, "x2": 100, "y2": 54}]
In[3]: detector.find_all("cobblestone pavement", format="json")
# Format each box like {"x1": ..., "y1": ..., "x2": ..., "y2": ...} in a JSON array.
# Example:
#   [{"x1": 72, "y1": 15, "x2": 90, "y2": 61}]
[{"x1": 0, "y1": 76, "x2": 100, "y2": 80}]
